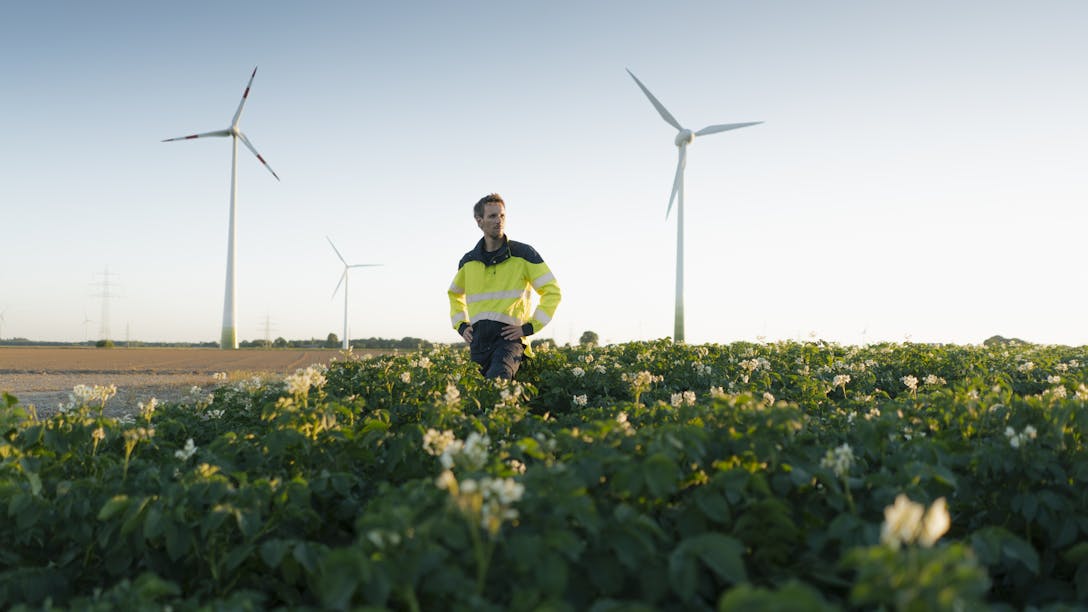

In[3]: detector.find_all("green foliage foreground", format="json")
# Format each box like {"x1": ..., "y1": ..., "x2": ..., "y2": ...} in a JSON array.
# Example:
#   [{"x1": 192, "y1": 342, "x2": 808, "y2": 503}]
[{"x1": 2, "y1": 340, "x2": 1088, "y2": 610}]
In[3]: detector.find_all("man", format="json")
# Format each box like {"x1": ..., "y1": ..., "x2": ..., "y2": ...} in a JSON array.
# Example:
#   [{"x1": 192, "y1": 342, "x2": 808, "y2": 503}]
[{"x1": 448, "y1": 193, "x2": 561, "y2": 379}]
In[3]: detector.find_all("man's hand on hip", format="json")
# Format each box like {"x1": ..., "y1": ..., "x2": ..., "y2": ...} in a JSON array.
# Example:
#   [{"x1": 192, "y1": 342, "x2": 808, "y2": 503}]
[{"x1": 501, "y1": 324, "x2": 526, "y2": 341}]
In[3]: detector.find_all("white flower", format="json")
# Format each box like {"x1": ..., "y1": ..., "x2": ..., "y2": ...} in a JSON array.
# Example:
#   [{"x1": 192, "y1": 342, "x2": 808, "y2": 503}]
[
  {"x1": 435, "y1": 469, "x2": 456, "y2": 490},
  {"x1": 443, "y1": 383, "x2": 461, "y2": 406},
  {"x1": 91, "y1": 427, "x2": 106, "y2": 442},
  {"x1": 682, "y1": 390, "x2": 697, "y2": 406},
  {"x1": 138, "y1": 397, "x2": 159, "y2": 421},
  {"x1": 593, "y1": 364, "x2": 607, "y2": 375},
  {"x1": 459, "y1": 432, "x2": 490, "y2": 471},
  {"x1": 400, "y1": 371, "x2": 411, "y2": 384},
  {"x1": 573, "y1": 394, "x2": 588, "y2": 407},
  {"x1": 709, "y1": 386, "x2": 727, "y2": 399},
  {"x1": 762, "y1": 392, "x2": 775, "y2": 405},
  {"x1": 1076, "y1": 384, "x2": 1088, "y2": 401},
  {"x1": 212, "y1": 372, "x2": 228, "y2": 382},
  {"x1": 1005, "y1": 425, "x2": 1037, "y2": 448},
  {"x1": 571, "y1": 366, "x2": 585, "y2": 378},
  {"x1": 284, "y1": 366, "x2": 328, "y2": 396},
  {"x1": 507, "y1": 459, "x2": 527, "y2": 474},
  {"x1": 923, "y1": 374, "x2": 946, "y2": 386},
  {"x1": 917, "y1": 497, "x2": 951, "y2": 547},
  {"x1": 423, "y1": 428, "x2": 456, "y2": 457},
  {"x1": 820, "y1": 443, "x2": 854, "y2": 479},
  {"x1": 670, "y1": 393, "x2": 683, "y2": 407},
  {"x1": 1047, "y1": 375, "x2": 1062, "y2": 384},
  {"x1": 880, "y1": 494, "x2": 925, "y2": 550},
  {"x1": 901, "y1": 375, "x2": 919, "y2": 392},
  {"x1": 832, "y1": 374, "x2": 851, "y2": 388},
  {"x1": 1018, "y1": 361, "x2": 1035, "y2": 373},
  {"x1": 174, "y1": 438, "x2": 198, "y2": 461}
]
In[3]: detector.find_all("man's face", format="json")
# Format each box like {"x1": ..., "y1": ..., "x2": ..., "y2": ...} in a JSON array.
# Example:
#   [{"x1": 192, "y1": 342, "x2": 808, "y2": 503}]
[{"x1": 476, "y1": 202, "x2": 505, "y2": 240}]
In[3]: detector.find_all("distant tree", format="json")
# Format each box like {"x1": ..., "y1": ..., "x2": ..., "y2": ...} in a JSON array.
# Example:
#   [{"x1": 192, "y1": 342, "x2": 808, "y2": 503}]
[
  {"x1": 273, "y1": 337, "x2": 288, "y2": 348},
  {"x1": 95, "y1": 339, "x2": 115, "y2": 348},
  {"x1": 579, "y1": 330, "x2": 599, "y2": 347},
  {"x1": 324, "y1": 333, "x2": 340, "y2": 348}
]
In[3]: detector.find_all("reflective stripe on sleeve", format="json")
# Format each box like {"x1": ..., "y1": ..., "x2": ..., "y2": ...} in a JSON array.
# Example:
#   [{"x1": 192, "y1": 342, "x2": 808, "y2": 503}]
[
  {"x1": 531, "y1": 307, "x2": 552, "y2": 326},
  {"x1": 531, "y1": 271, "x2": 556, "y2": 290},
  {"x1": 451, "y1": 313, "x2": 469, "y2": 327},
  {"x1": 448, "y1": 282, "x2": 465, "y2": 294}
]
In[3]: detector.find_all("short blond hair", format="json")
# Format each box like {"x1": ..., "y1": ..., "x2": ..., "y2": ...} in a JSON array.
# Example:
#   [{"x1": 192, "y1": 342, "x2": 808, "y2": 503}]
[{"x1": 473, "y1": 193, "x2": 505, "y2": 219}]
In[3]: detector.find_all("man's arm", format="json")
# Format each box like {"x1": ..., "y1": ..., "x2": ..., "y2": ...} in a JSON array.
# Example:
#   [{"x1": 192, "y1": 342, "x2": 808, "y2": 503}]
[
  {"x1": 448, "y1": 267, "x2": 472, "y2": 343},
  {"x1": 522, "y1": 262, "x2": 561, "y2": 335}
]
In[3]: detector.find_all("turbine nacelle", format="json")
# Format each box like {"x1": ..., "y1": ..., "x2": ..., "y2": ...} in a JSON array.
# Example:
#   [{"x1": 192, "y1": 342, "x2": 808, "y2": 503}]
[{"x1": 674, "y1": 129, "x2": 695, "y2": 147}]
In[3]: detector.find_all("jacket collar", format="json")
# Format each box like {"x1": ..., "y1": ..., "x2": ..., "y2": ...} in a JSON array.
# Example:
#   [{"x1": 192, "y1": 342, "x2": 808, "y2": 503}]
[{"x1": 472, "y1": 236, "x2": 512, "y2": 266}]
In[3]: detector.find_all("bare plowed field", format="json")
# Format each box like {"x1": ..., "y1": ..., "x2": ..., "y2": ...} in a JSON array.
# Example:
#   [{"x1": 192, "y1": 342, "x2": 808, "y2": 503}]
[{"x1": 0, "y1": 346, "x2": 384, "y2": 417}]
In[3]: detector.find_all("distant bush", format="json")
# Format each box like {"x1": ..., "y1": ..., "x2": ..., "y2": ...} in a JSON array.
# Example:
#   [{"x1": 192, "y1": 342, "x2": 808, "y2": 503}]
[{"x1": 95, "y1": 339, "x2": 115, "y2": 348}]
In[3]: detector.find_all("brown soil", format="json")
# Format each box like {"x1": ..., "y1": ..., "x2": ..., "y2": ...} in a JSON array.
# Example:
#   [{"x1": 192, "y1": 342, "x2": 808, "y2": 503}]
[{"x1": 0, "y1": 346, "x2": 386, "y2": 417}]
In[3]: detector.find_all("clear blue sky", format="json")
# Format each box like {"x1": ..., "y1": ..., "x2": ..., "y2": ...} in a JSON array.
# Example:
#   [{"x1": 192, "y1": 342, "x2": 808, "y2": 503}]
[{"x1": 2, "y1": 1, "x2": 1085, "y2": 346}]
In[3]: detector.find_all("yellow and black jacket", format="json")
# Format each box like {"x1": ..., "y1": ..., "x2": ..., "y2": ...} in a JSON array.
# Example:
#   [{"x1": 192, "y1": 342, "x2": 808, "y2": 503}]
[{"x1": 448, "y1": 237, "x2": 561, "y2": 342}]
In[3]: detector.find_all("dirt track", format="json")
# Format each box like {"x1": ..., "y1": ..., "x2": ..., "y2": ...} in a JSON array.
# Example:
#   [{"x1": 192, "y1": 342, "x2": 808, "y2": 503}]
[{"x1": 0, "y1": 346, "x2": 383, "y2": 416}]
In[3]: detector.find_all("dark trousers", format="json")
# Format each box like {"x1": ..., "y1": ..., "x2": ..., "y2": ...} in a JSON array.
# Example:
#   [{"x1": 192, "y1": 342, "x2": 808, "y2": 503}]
[{"x1": 469, "y1": 321, "x2": 524, "y2": 379}]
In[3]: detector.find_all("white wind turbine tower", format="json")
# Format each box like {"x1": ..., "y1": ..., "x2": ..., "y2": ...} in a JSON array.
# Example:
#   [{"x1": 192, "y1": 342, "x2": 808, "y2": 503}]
[
  {"x1": 627, "y1": 69, "x2": 761, "y2": 343},
  {"x1": 163, "y1": 67, "x2": 280, "y2": 349},
  {"x1": 327, "y1": 237, "x2": 381, "y2": 350}
]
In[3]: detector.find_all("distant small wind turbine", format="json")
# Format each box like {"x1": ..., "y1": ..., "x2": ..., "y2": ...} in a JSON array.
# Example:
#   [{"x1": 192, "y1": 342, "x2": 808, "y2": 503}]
[
  {"x1": 0, "y1": 308, "x2": 6, "y2": 341},
  {"x1": 163, "y1": 67, "x2": 280, "y2": 349},
  {"x1": 82, "y1": 311, "x2": 93, "y2": 342},
  {"x1": 327, "y1": 237, "x2": 381, "y2": 350},
  {"x1": 627, "y1": 69, "x2": 761, "y2": 343}
]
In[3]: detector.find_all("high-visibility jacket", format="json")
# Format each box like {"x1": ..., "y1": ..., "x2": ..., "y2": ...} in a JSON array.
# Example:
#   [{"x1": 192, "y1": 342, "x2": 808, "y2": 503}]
[{"x1": 448, "y1": 237, "x2": 561, "y2": 340}]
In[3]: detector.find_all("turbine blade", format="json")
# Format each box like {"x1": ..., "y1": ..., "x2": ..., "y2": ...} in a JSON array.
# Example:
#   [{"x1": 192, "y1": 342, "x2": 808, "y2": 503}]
[
  {"x1": 332, "y1": 270, "x2": 346, "y2": 299},
  {"x1": 232, "y1": 66, "x2": 258, "y2": 128},
  {"x1": 666, "y1": 145, "x2": 687, "y2": 220},
  {"x1": 237, "y1": 131, "x2": 280, "y2": 180},
  {"x1": 348, "y1": 264, "x2": 382, "y2": 268},
  {"x1": 326, "y1": 236, "x2": 347, "y2": 265},
  {"x1": 626, "y1": 69, "x2": 683, "y2": 131},
  {"x1": 162, "y1": 129, "x2": 231, "y2": 142},
  {"x1": 694, "y1": 121, "x2": 763, "y2": 137}
]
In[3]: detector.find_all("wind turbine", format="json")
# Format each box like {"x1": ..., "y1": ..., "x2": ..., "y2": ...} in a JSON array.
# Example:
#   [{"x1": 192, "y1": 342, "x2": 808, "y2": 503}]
[
  {"x1": 82, "y1": 311, "x2": 93, "y2": 342},
  {"x1": 163, "y1": 67, "x2": 279, "y2": 349},
  {"x1": 627, "y1": 69, "x2": 761, "y2": 343},
  {"x1": 327, "y1": 237, "x2": 381, "y2": 350},
  {"x1": 0, "y1": 308, "x2": 6, "y2": 341}
]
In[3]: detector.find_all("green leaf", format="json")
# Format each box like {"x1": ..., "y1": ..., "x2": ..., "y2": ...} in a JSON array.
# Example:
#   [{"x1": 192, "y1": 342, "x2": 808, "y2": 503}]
[
  {"x1": 1063, "y1": 542, "x2": 1088, "y2": 564},
  {"x1": 668, "y1": 546, "x2": 698, "y2": 602},
  {"x1": 643, "y1": 452, "x2": 680, "y2": 498},
  {"x1": 260, "y1": 539, "x2": 291, "y2": 568},
  {"x1": 693, "y1": 488, "x2": 730, "y2": 523},
  {"x1": 97, "y1": 495, "x2": 130, "y2": 521},
  {"x1": 690, "y1": 533, "x2": 747, "y2": 585},
  {"x1": 165, "y1": 524, "x2": 190, "y2": 561},
  {"x1": 26, "y1": 471, "x2": 42, "y2": 497},
  {"x1": 224, "y1": 543, "x2": 255, "y2": 572},
  {"x1": 121, "y1": 497, "x2": 151, "y2": 536},
  {"x1": 316, "y1": 550, "x2": 361, "y2": 611},
  {"x1": 1002, "y1": 537, "x2": 1040, "y2": 574},
  {"x1": 143, "y1": 506, "x2": 163, "y2": 540}
]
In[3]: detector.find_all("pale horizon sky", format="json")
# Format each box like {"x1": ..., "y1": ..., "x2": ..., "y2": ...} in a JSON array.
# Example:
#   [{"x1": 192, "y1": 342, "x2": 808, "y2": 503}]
[{"x1": 2, "y1": 2, "x2": 1086, "y2": 347}]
